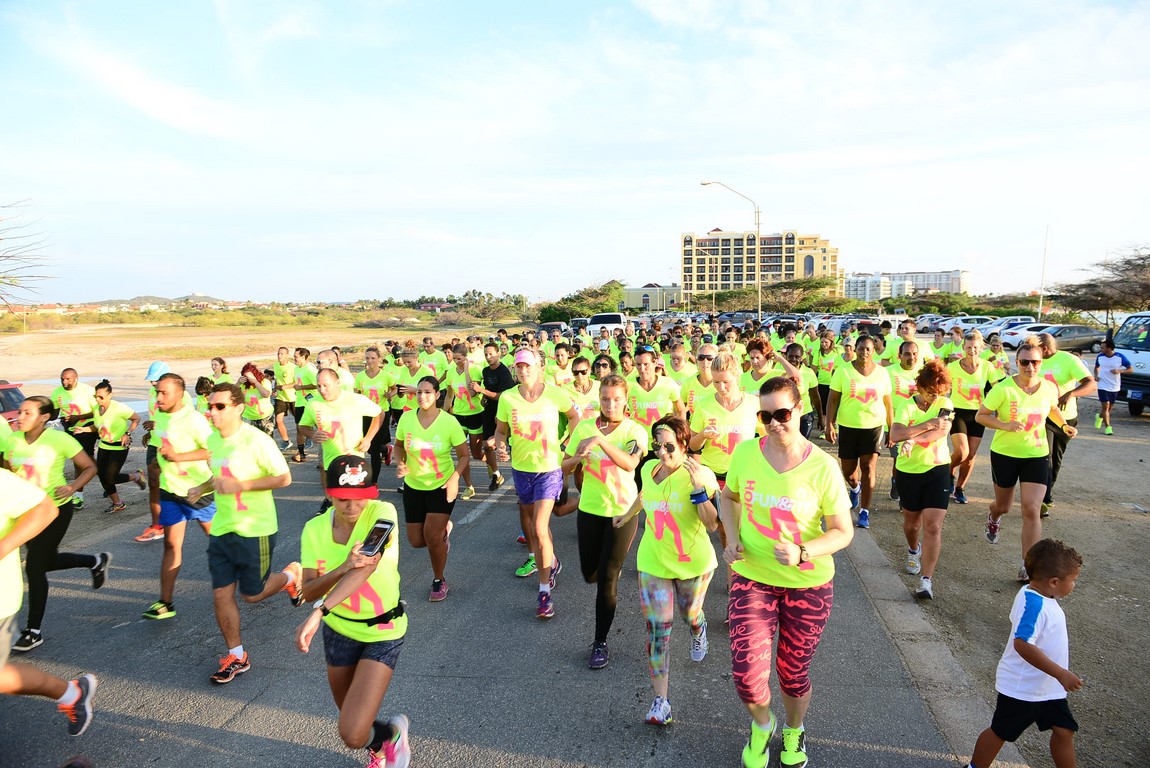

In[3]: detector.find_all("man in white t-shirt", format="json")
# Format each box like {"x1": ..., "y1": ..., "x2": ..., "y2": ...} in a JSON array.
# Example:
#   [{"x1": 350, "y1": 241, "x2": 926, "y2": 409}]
[{"x1": 1093, "y1": 339, "x2": 1133, "y2": 435}]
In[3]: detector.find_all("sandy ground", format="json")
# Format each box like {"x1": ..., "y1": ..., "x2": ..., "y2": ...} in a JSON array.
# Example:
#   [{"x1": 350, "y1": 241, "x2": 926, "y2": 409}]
[{"x1": 5, "y1": 324, "x2": 1148, "y2": 768}]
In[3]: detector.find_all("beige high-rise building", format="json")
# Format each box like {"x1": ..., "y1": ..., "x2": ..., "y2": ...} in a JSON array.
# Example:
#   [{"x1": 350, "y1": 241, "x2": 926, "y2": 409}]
[{"x1": 680, "y1": 228, "x2": 843, "y2": 304}]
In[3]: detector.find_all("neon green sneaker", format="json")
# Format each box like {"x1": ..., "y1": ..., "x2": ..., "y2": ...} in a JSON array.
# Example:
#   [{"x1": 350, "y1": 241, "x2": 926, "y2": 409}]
[
  {"x1": 779, "y1": 726, "x2": 808, "y2": 767},
  {"x1": 1104, "y1": 425, "x2": 1114, "y2": 435},
  {"x1": 515, "y1": 554, "x2": 537, "y2": 578},
  {"x1": 461, "y1": 485, "x2": 476, "y2": 500},
  {"x1": 1095, "y1": 413, "x2": 1103, "y2": 429},
  {"x1": 741, "y1": 712, "x2": 776, "y2": 768},
  {"x1": 142, "y1": 601, "x2": 176, "y2": 620}
]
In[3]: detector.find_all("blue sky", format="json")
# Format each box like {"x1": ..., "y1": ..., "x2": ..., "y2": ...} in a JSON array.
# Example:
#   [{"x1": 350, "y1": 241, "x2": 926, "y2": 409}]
[{"x1": 2, "y1": 0, "x2": 1147, "y2": 304}]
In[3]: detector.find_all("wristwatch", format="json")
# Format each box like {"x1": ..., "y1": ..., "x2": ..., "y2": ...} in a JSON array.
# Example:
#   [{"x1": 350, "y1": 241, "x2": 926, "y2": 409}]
[
  {"x1": 312, "y1": 598, "x2": 330, "y2": 616},
  {"x1": 798, "y1": 544, "x2": 810, "y2": 564}
]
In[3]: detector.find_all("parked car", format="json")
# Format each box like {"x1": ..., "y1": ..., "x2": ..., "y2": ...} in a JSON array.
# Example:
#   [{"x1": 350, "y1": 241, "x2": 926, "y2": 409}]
[
  {"x1": 538, "y1": 321, "x2": 571, "y2": 339},
  {"x1": 0, "y1": 379, "x2": 26, "y2": 426},
  {"x1": 975, "y1": 317, "x2": 1037, "y2": 336},
  {"x1": 940, "y1": 316, "x2": 997, "y2": 334},
  {"x1": 569, "y1": 317, "x2": 589, "y2": 332},
  {"x1": 999, "y1": 323, "x2": 1054, "y2": 349},
  {"x1": 1045, "y1": 324, "x2": 1106, "y2": 354},
  {"x1": 1113, "y1": 311, "x2": 1150, "y2": 417},
  {"x1": 585, "y1": 312, "x2": 629, "y2": 338}
]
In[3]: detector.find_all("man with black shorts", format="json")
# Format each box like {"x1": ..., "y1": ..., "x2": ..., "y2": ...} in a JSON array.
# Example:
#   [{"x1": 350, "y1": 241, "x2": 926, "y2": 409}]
[
  {"x1": 291, "y1": 348, "x2": 318, "y2": 463},
  {"x1": 474, "y1": 341, "x2": 514, "y2": 491},
  {"x1": 1036, "y1": 333, "x2": 1095, "y2": 516},
  {"x1": 188, "y1": 383, "x2": 303, "y2": 684},
  {"x1": 272, "y1": 346, "x2": 297, "y2": 452}
]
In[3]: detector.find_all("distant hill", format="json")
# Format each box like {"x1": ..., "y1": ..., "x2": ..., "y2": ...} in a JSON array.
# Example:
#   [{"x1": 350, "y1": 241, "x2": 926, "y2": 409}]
[{"x1": 96, "y1": 294, "x2": 231, "y2": 306}]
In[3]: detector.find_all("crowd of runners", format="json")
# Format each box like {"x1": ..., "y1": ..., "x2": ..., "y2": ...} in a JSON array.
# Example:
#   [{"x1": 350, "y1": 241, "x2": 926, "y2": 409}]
[{"x1": 1, "y1": 315, "x2": 1117, "y2": 768}]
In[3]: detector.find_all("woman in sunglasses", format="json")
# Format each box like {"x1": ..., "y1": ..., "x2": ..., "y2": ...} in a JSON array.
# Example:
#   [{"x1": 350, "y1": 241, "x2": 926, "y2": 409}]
[
  {"x1": 976, "y1": 343, "x2": 1076, "y2": 582},
  {"x1": 570, "y1": 358, "x2": 604, "y2": 420},
  {"x1": 679, "y1": 343, "x2": 718, "y2": 418},
  {"x1": 612, "y1": 414, "x2": 718, "y2": 726},
  {"x1": 562, "y1": 375, "x2": 648, "y2": 670},
  {"x1": 719, "y1": 377, "x2": 854, "y2": 768},
  {"x1": 740, "y1": 339, "x2": 798, "y2": 398},
  {"x1": 689, "y1": 352, "x2": 761, "y2": 485},
  {"x1": 811, "y1": 331, "x2": 840, "y2": 426}
]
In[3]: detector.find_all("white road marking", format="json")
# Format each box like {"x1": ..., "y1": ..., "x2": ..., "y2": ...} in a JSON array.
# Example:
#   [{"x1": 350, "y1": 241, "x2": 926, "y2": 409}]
[{"x1": 457, "y1": 484, "x2": 512, "y2": 526}]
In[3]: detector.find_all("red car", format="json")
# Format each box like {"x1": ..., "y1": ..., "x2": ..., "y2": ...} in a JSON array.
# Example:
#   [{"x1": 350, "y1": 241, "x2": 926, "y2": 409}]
[{"x1": 0, "y1": 380, "x2": 26, "y2": 427}]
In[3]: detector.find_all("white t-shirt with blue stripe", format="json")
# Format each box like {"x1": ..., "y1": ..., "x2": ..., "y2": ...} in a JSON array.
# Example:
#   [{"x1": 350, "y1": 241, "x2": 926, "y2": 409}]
[{"x1": 995, "y1": 586, "x2": 1070, "y2": 702}]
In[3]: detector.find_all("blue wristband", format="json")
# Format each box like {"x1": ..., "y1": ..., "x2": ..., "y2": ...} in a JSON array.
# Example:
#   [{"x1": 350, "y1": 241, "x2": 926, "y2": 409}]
[{"x1": 690, "y1": 489, "x2": 709, "y2": 505}]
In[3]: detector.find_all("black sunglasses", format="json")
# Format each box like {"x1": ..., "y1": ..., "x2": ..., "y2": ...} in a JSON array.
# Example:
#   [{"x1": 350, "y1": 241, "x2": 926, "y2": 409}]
[
  {"x1": 653, "y1": 441, "x2": 678, "y2": 454},
  {"x1": 594, "y1": 362, "x2": 611, "y2": 368},
  {"x1": 759, "y1": 405, "x2": 797, "y2": 424},
  {"x1": 696, "y1": 354, "x2": 715, "y2": 361},
  {"x1": 572, "y1": 369, "x2": 589, "y2": 376},
  {"x1": 1018, "y1": 359, "x2": 1042, "y2": 367},
  {"x1": 207, "y1": 402, "x2": 234, "y2": 411}
]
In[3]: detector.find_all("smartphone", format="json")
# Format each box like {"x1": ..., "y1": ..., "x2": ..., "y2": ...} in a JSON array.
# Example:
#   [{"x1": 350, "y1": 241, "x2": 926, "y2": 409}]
[
  {"x1": 938, "y1": 408, "x2": 953, "y2": 419},
  {"x1": 359, "y1": 519, "x2": 396, "y2": 557}
]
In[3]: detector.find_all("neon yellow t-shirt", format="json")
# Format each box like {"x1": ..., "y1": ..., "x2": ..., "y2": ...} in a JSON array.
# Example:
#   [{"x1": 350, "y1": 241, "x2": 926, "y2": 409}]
[
  {"x1": 726, "y1": 439, "x2": 849, "y2": 589},
  {"x1": 740, "y1": 366, "x2": 785, "y2": 397},
  {"x1": 299, "y1": 393, "x2": 383, "y2": 469},
  {"x1": 0, "y1": 470, "x2": 50, "y2": 617},
  {"x1": 94, "y1": 399, "x2": 136, "y2": 451},
  {"x1": 1040, "y1": 350, "x2": 1091, "y2": 420},
  {"x1": 948, "y1": 358, "x2": 1002, "y2": 411},
  {"x1": 982, "y1": 349, "x2": 1010, "y2": 377},
  {"x1": 565, "y1": 417, "x2": 648, "y2": 518},
  {"x1": 355, "y1": 369, "x2": 394, "y2": 409},
  {"x1": 689, "y1": 393, "x2": 760, "y2": 476},
  {"x1": 496, "y1": 384, "x2": 573, "y2": 473},
  {"x1": 394, "y1": 410, "x2": 465, "y2": 491},
  {"x1": 679, "y1": 376, "x2": 715, "y2": 415},
  {"x1": 983, "y1": 377, "x2": 1059, "y2": 459},
  {"x1": 894, "y1": 396, "x2": 954, "y2": 474},
  {"x1": 546, "y1": 362, "x2": 575, "y2": 389},
  {"x1": 445, "y1": 364, "x2": 485, "y2": 417},
  {"x1": 208, "y1": 424, "x2": 290, "y2": 537},
  {"x1": 664, "y1": 362, "x2": 699, "y2": 387},
  {"x1": 301, "y1": 501, "x2": 407, "y2": 643},
  {"x1": 627, "y1": 376, "x2": 682, "y2": 439},
  {"x1": 888, "y1": 365, "x2": 920, "y2": 409},
  {"x1": 7, "y1": 430, "x2": 83, "y2": 507},
  {"x1": 155, "y1": 406, "x2": 214, "y2": 497},
  {"x1": 635, "y1": 458, "x2": 718, "y2": 580},
  {"x1": 50, "y1": 382, "x2": 98, "y2": 429},
  {"x1": 796, "y1": 366, "x2": 819, "y2": 413},
  {"x1": 812, "y1": 347, "x2": 840, "y2": 385},
  {"x1": 564, "y1": 380, "x2": 601, "y2": 420},
  {"x1": 390, "y1": 365, "x2": 435, "y2": 412},
  {"x1": 273, "y1": 362, "x2": 297, "y2": 403},
  {"x1": 294, "y1": 363, "x2": 318, "y2": 408},
  {"x1": 419, "y1": 350, "x2": 450, "y2": 384},
  {"x1": 242, "y1": 384, "x2": 274, "y2": 421},
  {"x1": 336, "y1": 367, "x2": 357, "y2": 394},
  {"x1": 830, "y1": 363, "x2": 891, "y2": 429},
  {"x1": 0, "y1": 418, "x2": 11, "y2": 455}
]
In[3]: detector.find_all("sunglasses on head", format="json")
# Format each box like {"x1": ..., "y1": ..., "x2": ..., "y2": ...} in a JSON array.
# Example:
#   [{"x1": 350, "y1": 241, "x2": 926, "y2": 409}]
[
  {"x1": 1018, "y1": 359, "x2": 1042, "y2": 367},
  {"x1": 759, "y1": 405, "x2": 797, "y2": 424}
]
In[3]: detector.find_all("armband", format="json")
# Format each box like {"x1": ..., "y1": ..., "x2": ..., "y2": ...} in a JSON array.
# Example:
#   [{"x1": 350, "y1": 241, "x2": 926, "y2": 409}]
[{"x1": 690, "y1": 489, "x2": 710, "y2": 505}]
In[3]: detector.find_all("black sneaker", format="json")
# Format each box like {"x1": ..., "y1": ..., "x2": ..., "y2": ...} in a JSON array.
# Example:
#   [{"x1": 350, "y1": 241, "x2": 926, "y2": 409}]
[
  {"x1": 91, "y1": 552, "x2": 112, "y2": 590},
  {"x1": 888, "y1": 476, "x2": 899, "y2": 500},
  {"x1": 13, "y1": 628, "x2": 44, "y2": 652},
  {"x1": 210, "y1": 652, "x2": 251, "y2": 684},
  {"x1": 314, "y1": 498, "x2": 332, "y2": 517},
  {"x1": 588, "y1": 642, "x2": 610, "y2": 669},
  {"x1": 488, "y1": 472, "x2": 504, "y2": 492},
  {"x1": 58, "y1": 673, "x2": 97, "y2": 736}
]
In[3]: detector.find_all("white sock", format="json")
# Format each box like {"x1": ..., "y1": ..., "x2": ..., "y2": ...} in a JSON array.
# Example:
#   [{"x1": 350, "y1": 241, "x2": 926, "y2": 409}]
[
  {"x1": 57, "y1": 680, "x2": 80, "y2": 706},
  {"x1": 753, "y1": 716, "x2": 774, "y2": 733},
  {"x1": 539, "y1": 584, "x2": 551, "y2": 595},
  {"x1": 229, "y1": 645, "x2": 244, "y2": 658},
  {"x1": 851, "y1": 484, "x2": 860, "y2": 492}
]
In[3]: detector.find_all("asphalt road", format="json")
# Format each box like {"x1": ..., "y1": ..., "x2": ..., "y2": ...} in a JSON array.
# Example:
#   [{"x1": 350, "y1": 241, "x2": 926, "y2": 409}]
[{"x1": 7, "y1": 454, "x2": 983, "y2": 768}]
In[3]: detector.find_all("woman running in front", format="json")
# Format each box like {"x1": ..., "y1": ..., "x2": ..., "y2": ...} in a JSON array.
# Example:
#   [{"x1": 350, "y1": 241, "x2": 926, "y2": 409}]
[
  {"x1": 720, "y1": 377, "x2": 854, "y2": 768},
  {"x1": 295, "y1": 454, "x2": 410, "y2": 768},
  {"x1": 393, "y1": 376, "x2": 467, "y2": 602},
  {"x1": 976, "y1": 343, "x2": 1076, "y2": 582},
  {"x1": 890, "y1": 359, "x2": 954, "y2": 600},
  {"x1": 562, "y1": 374, "x2": 647, "y2": 669},
  {"x1": 6, "y1": 396, "x2": 106, "y2": 653},
  {"x1": 91, "y1": 380, "x2": 145, "y2": 513},
  {"x1": 824, "y1": 335, "x2": 894, "y2": 529},
  {"x1": 613, "y1": 414, "x2": 717, "y2": 725},
  {"x1": 947, "y1": 331, "x2": 1004, "y2": 504}
]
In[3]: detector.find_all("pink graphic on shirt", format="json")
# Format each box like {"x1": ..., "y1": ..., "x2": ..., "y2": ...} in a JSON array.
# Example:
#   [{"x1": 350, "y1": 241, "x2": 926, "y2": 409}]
[
  {"x1": 160, "y1": 436, "x2": 189, "y2": 476},
  {"x1": 315, "y1": 559, "x2": 396, "y2": 630},
  {"x1": 512, "y1": 415, "x2": 551, "y2": 458},
  {"x1": 585, "y1": 454, "x2": 628, "y2": 506},
  {"x1": 651, "y1": 501, "x2": 690, "y2": 562},
  {"x1": 964, "y1": 385, "x2": 982, "y2": 405},
  {"x1": 219, "y1": 460, "x2": 248, "y2": 511},
  {"x1": 742, "y1": 481, "x2": 814, "y2": 571},
  {"x1": 848, "y1": 381, "x2": 878, "y2": 404},
  {"x1": 99, "y1": 424, "x2": 114, "y2": 442},
  {"x1": 455, "y1": 384, "x2": 475, "y2": 411},
  {"x1": 893, "y1": 378, "x2": 917, "y2": 400},
  {"x1": 631, "y1": 401, "x2": 664, "y2": 427},
  {"x1": 1022, "y1": 412, "x2": 1046, "y2": 447}
]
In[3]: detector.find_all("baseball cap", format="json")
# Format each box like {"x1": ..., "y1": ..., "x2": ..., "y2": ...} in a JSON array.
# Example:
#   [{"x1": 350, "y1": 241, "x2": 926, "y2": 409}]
[
  {"x1": 324, "y1": 455, "x2": 379, "y2": 499},
  {"x1": 145, "y1": 361, "x2": 170, "y2": 381},
  {"x1": 514, "y1": 349, "x2": 539, "y2": 366}
]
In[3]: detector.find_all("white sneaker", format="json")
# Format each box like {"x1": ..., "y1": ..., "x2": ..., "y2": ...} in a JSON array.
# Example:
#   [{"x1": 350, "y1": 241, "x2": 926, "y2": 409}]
[
  {"x1": 915, "y1": 576, "x2": 933, "y2": 599},
  {"x1": 905, "y1": 548, "x2": 921, "y2": 575},
  {"x1": 1017, "y1": 566, "x2": 1029, "y2": 583},
  {"x1": 690, "y1": 623, "x2": 708, "y2": 662},
  {"x1": 644, "y1": 695, "x2": 672, "y2": 725}
]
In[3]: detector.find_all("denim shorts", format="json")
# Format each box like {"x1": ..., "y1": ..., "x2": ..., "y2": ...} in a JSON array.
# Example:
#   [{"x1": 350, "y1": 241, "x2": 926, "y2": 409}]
[
  {"x1": 512, "y1": 468, "x2": 563, "y2": 505},
  {"x1": 322, "y1": 623, "x2": 404, "y2": 669}
]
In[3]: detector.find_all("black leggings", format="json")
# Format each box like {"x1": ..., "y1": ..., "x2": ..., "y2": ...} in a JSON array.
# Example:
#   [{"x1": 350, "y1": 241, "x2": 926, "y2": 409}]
[
  {"x1": 95, "y1": 446, "x2": 130, "y2": 496},
  {"x1": 25, "y1": 502, "x2": 96, "y2": 631},
  {"x1": 362, "y1": 415, "x2": 391, "y2": 484},
  {"x1": 577, "y1": 510, "x2": 639, "y2": 645},
  {"x1": 817, "y1": 384, "x2": 830, "y2": 418},
  {"x1": 67, "y1": 430, "x2": 98, "y2": 460}
]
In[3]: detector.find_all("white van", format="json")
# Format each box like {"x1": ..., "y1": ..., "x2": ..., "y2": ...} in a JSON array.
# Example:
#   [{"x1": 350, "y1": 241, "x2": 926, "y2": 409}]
[{"x1": 1113, "y1": 312, "x2": 1150, "y2": 417}]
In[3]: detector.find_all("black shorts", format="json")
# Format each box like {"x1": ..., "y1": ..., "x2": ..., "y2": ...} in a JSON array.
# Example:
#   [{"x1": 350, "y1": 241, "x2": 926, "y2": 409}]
[
  {"x1": 146, "y1": 444, "x2": 158, "y2": 465},
  {"x1": 951, "y1": 408, "x2": 986, "y2": 439},
  {"x1": 208, "y1": 532, "x2": 276, "y2": 595},
  {"x1": 274, "y1": 399, "x2": 294, "y2": 416},
  {"x1": 454, "y1": 412, "x2": 483, "y2": 435},
  {"x1": 402, "y1": 484, "x2": 456, "y2": 524},
  {"x1": 294, "y1": 405, "x2": 306, "y2": 423},
  {"x1": 837, "y1": 425, "x2": 885, "y2": 460},
  {"x1": 990, "y1": 693, "x2": 1077, "y2": 742},
  {"x1": 896, "y1": 464, "x2": 951, "y2": 512},
  {"x1": 482, "y1": 407, "x2": 499, "y2": 440},
  {"x1": 1098, "y1": 389, "x2": 1119, "y2": 404},
  {"x1": 991, "y1": 452, "x2": 1050, "y2": 488}
]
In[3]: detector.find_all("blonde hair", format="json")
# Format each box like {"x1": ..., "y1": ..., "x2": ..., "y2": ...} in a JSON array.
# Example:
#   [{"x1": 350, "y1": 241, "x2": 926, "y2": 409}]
[{"x1": 710, "y1": 351, "x2": 741, "y2": 374}]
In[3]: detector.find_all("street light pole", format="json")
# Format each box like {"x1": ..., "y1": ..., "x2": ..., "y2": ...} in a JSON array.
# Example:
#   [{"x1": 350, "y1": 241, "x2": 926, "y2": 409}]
[{"x1": 701, "y1": 181, "x2": 762, "y2": 320}]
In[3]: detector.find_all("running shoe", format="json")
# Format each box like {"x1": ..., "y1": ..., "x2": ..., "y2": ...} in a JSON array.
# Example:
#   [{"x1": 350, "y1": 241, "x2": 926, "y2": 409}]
[
  {"x1": 461, "y1": 485, "x2": 476, "y2": 500},
  {"x1": 888, "y1": 476, "x2": 899, "y2": 500},
  {"x1": 366, "y1": 749, "x2": 385, "y2": 768},
  {"x1": 103, "y1": 501, "x2": 127, "y2": 514},
  {"x1": 304, "y1": 438, "x2": 315, "y2": 450},
  {"x1": 72, "y1": 493, "x2": 84, "y2": 510},
  {"x1": 516, "y1": 530, "x2": 527, "y2": 545},
  {"x1": 134, "y1": 524, "x2": 164, "y2": 543},
  {"x1": 536, "y1": 591, "x2": 554, "y2": 620},
  {"x1": 315, "y1": 498, "x2": 332, "y2": 517},
  {"x1": 384, "y1": 444, "x2": 393, "y2": 467},
  {"x1": 1040, "y1": 502, "x2": 1051, "y2": 518},
  {"x1": 280, "y1": 439, "x2": 294, "y2": 452},
  {"x1": 142, "y1": 601, "x2": 176, "y2": 620},
  {"x1": 281, "y1": 562, "x2": 305, "y2": 606},
  {"x1": 779, "y1": 726, "x2": 809, "y2": 768},
  {"x1": 905, "y1": 548, "x2": 921, "y2": 575},
  {"x1": 645, "y1": 696, "x2": 672, "y2": 725},
  {"x1": 1017, "y1": 566, "x2": 1030, "y2": 583},
  {"x1": 91, "y1": 552, "x2": 112, "y2": 590},
  {"x1": 58, "y1": 674, "x2": 97, "y2": 737},
  {"x1": 848, "y1": 484, "x2": 861, "y2": 509},
  {"x1": 949, "y1": 473, "x2": 956, "y2": 493},
  {"x1": 548, "y1": 557, "x2": 562, "y2": 590},
  {"x1": 985, "y1": 514, "x2": 1001, "y2": 544},
  {"x1": 132, "y1": 470, "x2": 147, "y2": 490},
  {"x1": 488, "y1": 472, "x2": 504, "y2": 492},
  {"x1": 1095, "y1": 413, "x2": 1103, "y2": 429},
  {"x1": 396, "y1": 481, "x2": 404, "y2": 494},
  {"x1": 383, "y1": 714, "x2": 411, "y2": 768},
  {"x1": 429, "y1": 579, "x2": 448, "y2": 602},
  {"x1": 1105, "y1": 425, "x2": 1114, "y2": 435},
  {"x1": 12, "y1": 628, "x2": 44, "y2": 652},
  {"x1": 741, "y1": 711, "x2": 776, "y2": 768},
  {"x1": 856, "y1": 508, "x2": 870, "y2": 529},
  {"x1": 588, "y1": 641, "x2": 609, "y2": 669},
  {"x1": 690, "y1": 623, "x2": 708, "y2": 662},
  {"x1": 515, "y1": 555, "x2": 537, "y2": 577},
  {"x1": 915, "y1": 576, "x2": 934, "y2": 600},
  {"x1": 210, "y1": 652, "x2": 251, "y2": 684},
  {"x1": 953, "y1": 487, "x2": 968, "y2": 504}
]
